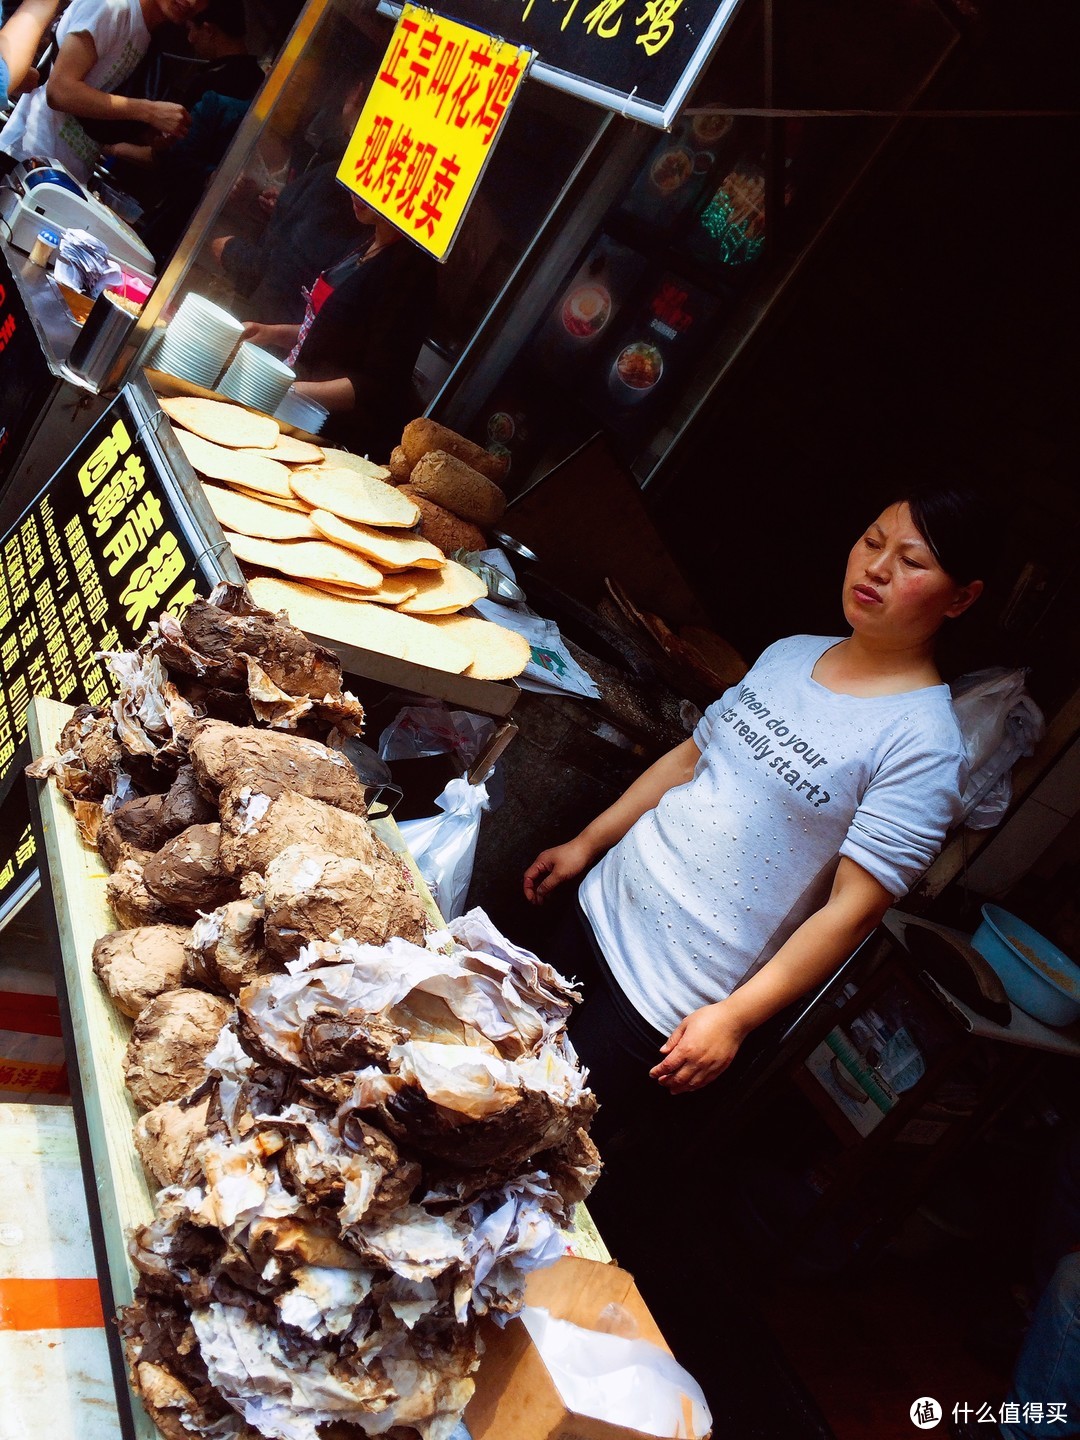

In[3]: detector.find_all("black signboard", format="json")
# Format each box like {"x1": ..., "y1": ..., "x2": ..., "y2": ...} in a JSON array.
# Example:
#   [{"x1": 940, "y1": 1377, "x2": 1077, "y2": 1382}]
[
  {"x1": 0, "y1": 247, "x2": 56, "y2": 489},
  {"x1": 378, "y1": 0, "x2": 745, "y2": 126},
  {"x1": 0, "y1": 389, "x2": 216, "y2": 920}
]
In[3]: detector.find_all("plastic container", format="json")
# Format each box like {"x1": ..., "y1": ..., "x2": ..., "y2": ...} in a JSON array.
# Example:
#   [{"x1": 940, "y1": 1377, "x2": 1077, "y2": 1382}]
[
  {"x1": 66, "y1": 290, "x2": 135, "y2": 388},
  {"x1": 274, "y1": 387, "x2": 328, "y2": 434},
  {"x1": 971, "y1": 904, "x2": 1080, "y2": 1027},
  {"x1": 29, "y1": 226, "x2": 61, "y2": 267}
]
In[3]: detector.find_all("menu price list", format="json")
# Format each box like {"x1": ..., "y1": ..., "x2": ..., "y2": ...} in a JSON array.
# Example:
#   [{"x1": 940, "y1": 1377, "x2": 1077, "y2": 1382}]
[{"x1": 0, "y1": 395, "x2": 203, "y2": 916}]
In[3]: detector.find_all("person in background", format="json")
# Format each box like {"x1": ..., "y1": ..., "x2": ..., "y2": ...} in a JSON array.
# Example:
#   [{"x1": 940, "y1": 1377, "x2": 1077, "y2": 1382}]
[
  {"x1": 238, "y1": 0, "x2": 301, "y2": 71},
  {"x1": 173, "y1": 0, "x2": 260, "y2": 106},
  {"x1": 208, "y1": 79, "x2": 366, "y2": 324},
  {"x1": 0, "y1": 0, "x2": 206, "y2": 184},
  {"x1": 111, "y1": 87, "x2": 247, "y2": 257},
  {"x1": 102, "y1": 0, "x2": 260, "y2": 256},
  {"x1": 0, "y1": 0, "x2": 58, "y2": 108},
  {"x1": 239, "y1": 194, "x2": 435, "y2": 458},
  {"x1": 105, "y1": 0, "x2": 259, "y2": 171}
]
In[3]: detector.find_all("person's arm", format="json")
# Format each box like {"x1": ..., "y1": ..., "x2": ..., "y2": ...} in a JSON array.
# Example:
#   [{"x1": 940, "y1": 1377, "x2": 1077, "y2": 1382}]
[
  {"x1": 240, "y1": 320, "x2": 299, "y2": 351},
  {"x1": 524, "y1": 736, "x2": 701, "y2": 905},
  {"x1": 650, "y1": 857, "x2": 892, "y2": 1093},
  {"x1": 103, "y1": 140, "x2": 152, "y2": 165},
  {"x1": 45, "y1": 32, "x2": 190, "y2": 137},
  {"x1": 214, "y1": 232, "x2": 262, "y2": 295},
  {"x1": 0, "y1": 0, "x2": 58, "y2": 95},
  {"x1": 290, "y1": 376, "x2": 354, "y2": 412}
]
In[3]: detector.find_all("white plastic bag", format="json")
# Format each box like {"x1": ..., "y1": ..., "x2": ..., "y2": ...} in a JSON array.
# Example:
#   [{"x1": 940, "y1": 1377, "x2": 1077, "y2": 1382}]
[
  {"x1": 519, "y1": 1307, "x2": 712, "y2": 1438},
  {"x1": 950, "y1": 668, "x2": 1045, "y2": 829},
  {"x1": 397, "y1": 778, "x2": 490, "y2": 919},
  {"x1": 470, "y1": 599, "x2": 601, "y2": 699}
]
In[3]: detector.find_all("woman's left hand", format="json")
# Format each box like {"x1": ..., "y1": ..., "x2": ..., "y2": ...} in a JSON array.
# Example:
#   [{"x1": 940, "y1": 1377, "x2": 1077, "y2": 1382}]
[{"x1": 650, "y1": 1002, "x2": 748, "y2": 1094}]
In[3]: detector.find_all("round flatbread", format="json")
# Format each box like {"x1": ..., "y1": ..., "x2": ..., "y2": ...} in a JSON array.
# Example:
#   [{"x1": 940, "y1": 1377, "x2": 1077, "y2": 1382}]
[
  {"x1": 308, "y1": 509, "x2": 444, "y2": 571},
  {"x1": 223, "y1": 531, "x2": 383, "y2": 590},
  {"x1": 318, "y1": 448, "x2": 392, "y2": 482},
  {"x1": 290, "y1": 469, "x2": 419, "y2": 529},
  {"x1": 428, "y1": 613, "x2": 531, "y2": 680},
  {"x1": 247, "y1": 576, "x2": 472, "y2": 674},
  {"x1": 176, "y1": 429, "x2": 294, "y2": 500},
  {"x1": 232, "y1": 485, "x2": 310, "y2": 514},
  {"x1": 202, "y1": 484, "x2": 319, "y2": 541},
  {"x1": 161, "y1": 395, "x2": 279, "y2": 450},
  {"x1": 249, "y1": 434, "x2": 325, "y2": 465},
  {"x1": 394, "y1": 560, "x2": 486, "y2": 615},
  {"x1": 306, "y1": 574, "x2": 419, "y2": 605}
]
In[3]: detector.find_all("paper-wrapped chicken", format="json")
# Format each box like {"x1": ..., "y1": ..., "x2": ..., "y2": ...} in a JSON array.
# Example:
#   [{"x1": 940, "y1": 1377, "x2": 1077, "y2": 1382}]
[
  {"x1": 124, "y1": 989, "x2": 234, "y2": 1110},
  {"x1": 92, "y1": 925, "x2": 190, "y2": 1019},
  {"x1": 188, "y1": 720, "x2": 368, "y2": 815},
  {"x1": 260, "y1": 843, "x2": 428, "y2": 961}
]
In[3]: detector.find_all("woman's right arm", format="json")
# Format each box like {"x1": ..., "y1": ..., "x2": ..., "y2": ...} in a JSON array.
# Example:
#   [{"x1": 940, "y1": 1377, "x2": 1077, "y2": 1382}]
[
  {"x1": 240, "y1": 321, "x2": 299, "y2": 351},
  {"x1": 523, "y1": 735, "x2": 700, "y2": 904}
]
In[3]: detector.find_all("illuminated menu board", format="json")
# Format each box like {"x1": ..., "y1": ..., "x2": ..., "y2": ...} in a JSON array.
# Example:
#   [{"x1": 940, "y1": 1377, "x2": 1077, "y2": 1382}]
[{"x1": 0, "y1": 390, "x2": 216, "y2": 920}]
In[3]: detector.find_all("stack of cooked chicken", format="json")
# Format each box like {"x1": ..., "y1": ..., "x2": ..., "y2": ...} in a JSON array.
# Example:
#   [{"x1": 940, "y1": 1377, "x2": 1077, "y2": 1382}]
[{"x1": 37, "y1": 583, "x2": 598, "y2": 1440}]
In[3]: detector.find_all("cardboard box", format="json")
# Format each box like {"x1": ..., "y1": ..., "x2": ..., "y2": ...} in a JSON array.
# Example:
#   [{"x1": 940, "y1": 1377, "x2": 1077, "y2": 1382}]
[{"x1": 466, "y1": 1256, "x2": 709, "y2": 1440}]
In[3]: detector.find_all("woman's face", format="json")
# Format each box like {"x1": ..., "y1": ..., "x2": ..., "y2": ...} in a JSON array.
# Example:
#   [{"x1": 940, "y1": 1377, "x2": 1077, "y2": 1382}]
[{"x1": 843, "y1": 502, "x2": 982, "y2": 645}]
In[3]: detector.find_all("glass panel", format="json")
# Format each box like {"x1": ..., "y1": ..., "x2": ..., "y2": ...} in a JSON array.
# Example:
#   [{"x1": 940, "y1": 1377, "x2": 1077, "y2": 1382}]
[
  {"x1": 448, "y1": 0, "x2": 959, "y2": 491},
  {"x1": 135, "y1": 0, "x2": 602, "y2": 448}
]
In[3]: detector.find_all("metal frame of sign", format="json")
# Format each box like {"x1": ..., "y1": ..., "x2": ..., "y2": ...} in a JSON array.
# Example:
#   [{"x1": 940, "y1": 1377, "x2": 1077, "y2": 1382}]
[{"x1": 376, "y1": 0, "x2": 745, "y2": 129}]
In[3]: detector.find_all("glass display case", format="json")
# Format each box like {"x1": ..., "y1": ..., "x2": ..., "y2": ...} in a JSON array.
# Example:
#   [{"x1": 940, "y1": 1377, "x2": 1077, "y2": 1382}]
[
  {"x1": 115, "y1": 0, "x2": 608, "y2": 417},
  {"x1": 428, "y1": 0, "x2": 962, "y2": 492}
]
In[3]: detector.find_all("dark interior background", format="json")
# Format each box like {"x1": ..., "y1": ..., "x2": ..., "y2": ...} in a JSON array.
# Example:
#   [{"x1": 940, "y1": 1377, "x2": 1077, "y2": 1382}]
[{"x1": 647, "y1": 0, "x2": 1080, "y2": 720}]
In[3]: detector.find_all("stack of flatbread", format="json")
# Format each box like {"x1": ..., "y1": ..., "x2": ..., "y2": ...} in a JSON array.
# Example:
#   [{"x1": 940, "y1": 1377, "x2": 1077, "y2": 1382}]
[{"x1": 161, "y1": 396, "x2": 529, "y2": 681}]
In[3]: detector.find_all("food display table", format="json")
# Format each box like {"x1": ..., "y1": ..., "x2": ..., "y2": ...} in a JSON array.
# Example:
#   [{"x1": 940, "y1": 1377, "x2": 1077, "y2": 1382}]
[{"x1": 27, "y1": 694, "x2": 608, "y2": 1439}]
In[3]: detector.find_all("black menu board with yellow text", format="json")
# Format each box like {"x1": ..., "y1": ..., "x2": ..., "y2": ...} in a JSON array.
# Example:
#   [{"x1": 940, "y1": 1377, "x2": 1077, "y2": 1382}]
[{"x1": 0, "y1": 389, "x2": 219, "y2": 921}]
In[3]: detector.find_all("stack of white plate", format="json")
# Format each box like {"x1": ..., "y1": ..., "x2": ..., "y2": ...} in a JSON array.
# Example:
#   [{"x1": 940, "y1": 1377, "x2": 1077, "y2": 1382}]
[
  {"x1": 218, "y1": 342, "x2": 296, "y2": 413},
  {"x1": 155, "y1": 293, "x2": 244, "y2": 388},
  {"x1": 274, "y1": 386, "x2": 329, "y2": 435}
]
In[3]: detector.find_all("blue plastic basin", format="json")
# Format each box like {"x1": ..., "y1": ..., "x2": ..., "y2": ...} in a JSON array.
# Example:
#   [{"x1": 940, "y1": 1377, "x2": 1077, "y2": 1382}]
[{"x1": 971, "y1": 905, "x2": 1080, "y2": 1027}]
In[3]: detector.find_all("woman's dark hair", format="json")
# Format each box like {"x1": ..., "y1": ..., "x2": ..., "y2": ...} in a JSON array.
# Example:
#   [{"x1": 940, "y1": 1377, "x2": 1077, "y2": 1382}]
[{"x1": 892, "y1": 485, "x2": 993, "y2": 586}]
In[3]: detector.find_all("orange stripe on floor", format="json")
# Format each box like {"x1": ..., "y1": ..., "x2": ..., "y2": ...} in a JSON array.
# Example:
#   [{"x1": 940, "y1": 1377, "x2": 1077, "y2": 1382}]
[{"x1": 0, "y1": 1278, "x2": 104, "y2": 1330}]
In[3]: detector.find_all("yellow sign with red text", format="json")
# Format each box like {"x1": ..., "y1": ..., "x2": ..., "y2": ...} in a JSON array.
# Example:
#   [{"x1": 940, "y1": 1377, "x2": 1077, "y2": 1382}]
[{"x1": 337, "y1": 6, "x2": 533, "y2": 261}]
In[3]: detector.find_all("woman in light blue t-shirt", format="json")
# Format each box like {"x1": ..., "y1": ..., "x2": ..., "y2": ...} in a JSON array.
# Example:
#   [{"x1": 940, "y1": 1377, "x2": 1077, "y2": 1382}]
[
  {"x1": 0, "y1": 0, "x2": 57, "y2": 109},
  {"x1": 524, "y1": 487, "x2": 990, "y2": 1140}
]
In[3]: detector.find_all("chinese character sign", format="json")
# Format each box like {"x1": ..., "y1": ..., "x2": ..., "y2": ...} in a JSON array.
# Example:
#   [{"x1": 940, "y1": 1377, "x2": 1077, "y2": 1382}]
[
  {"x1": 0, "y1": 392, "x2": 205, "y2": 919},
  {"x1": 404, "y1": 0, "x2": 743, "y2": 126},
  {"x1": 338, "y1": 7, "x2": 532, "y2": 260}
]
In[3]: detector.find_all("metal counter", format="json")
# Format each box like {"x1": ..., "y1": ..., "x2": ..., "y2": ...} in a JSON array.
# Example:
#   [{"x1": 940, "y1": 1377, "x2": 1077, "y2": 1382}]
[
  {"x1": 3, "y1": 240, "x2": 83, "y2": 373},
  {"x1": 0, "y1": 238, "x2": 116, "y2": 521}
]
